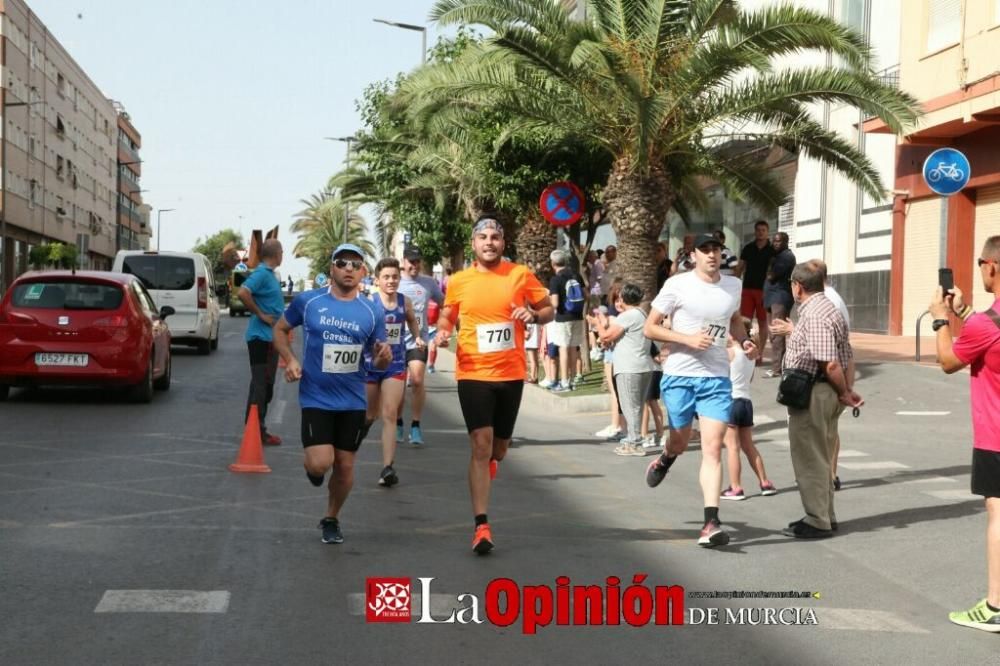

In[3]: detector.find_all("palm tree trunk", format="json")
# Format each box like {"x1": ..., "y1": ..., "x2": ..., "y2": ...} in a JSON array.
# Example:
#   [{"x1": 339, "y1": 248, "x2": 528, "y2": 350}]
[
  {"x1": 602, "y1": 159, "x2": 673, "y2": 301},
  {"x1": 515, "y1": 209, "x2": 557, "y2": 284}
]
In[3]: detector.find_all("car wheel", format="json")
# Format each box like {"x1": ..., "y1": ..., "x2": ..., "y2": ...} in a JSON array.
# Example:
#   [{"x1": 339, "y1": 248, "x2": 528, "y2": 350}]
[
  {"x1": 196, "y1": 338, "x2": 211, "y2": 355},
  {"x1": 153, "y1": 351, "x2": 171, "y2": 391},
  {"x1": 0, "y1": 385, "x2": 8, "y2": 401},
  {"x1": 210, "y1": 326, "x2": 219, "y2": 351},
  {"x1": 130, "y1": 357, "x2": 154, "y2": 403}
]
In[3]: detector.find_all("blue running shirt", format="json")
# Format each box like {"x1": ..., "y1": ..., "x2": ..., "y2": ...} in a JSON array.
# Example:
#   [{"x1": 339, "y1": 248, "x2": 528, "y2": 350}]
[
  {"x1": 366, "y1": 292, "x2": 407, "y2": 377},
  {"x1": 283, "y1": 289, "x2": 385, "y2": 411}
]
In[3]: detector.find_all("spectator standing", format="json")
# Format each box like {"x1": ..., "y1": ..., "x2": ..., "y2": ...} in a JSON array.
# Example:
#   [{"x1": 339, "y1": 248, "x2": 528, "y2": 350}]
[
  {"x1": 764, "y1": 232, "x2": 795, "y2": 377},
  {"x1": 929, "y1": 235, "x2": 1000, "y2": 632},
  {"x1": 598, "y1": 245, "x2": 619, "y2": 300},
  {"x1": 548, "y1": 249, "x2": 587, "y2": 392},
  {"x1": 736, "y1": 221, "x2": 776, "y2": 366},
  {"x1": 238, "y1": 239, "x2": 286, "y2": 447},
  {"x1": 714, "y1": 230, "x2": 739, "y2": 276},
  {"x1": 671, "y1": 234, "x2": 696, "y2": 276},
  {"x1": 779, "y1": 261, "x2": 861, "y2": 539}
]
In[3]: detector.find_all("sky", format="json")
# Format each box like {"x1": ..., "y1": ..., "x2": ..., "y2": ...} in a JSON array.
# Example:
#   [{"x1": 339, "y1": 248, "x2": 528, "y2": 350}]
[{"x1": 29, "y1": 0, "x2": 449, "y2": 282}]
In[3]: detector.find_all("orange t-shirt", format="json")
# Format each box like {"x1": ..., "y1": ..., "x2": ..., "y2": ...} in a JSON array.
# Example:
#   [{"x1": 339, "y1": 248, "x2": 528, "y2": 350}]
[{"x1": 444, "y1": 261, "x2": 549, "y2": 381}]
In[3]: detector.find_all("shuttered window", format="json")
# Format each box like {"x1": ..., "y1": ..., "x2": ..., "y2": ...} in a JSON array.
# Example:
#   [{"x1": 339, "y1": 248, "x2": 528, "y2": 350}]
[
  {"x1": 926, "y1": 0, "x2": 960, "y2": 53},
  {"x1": 903, "y1": 198, "x2": 943, "y2": 333},
  {"x1": 974, "y1": 185, "x2": 1000, "y2": 312}
]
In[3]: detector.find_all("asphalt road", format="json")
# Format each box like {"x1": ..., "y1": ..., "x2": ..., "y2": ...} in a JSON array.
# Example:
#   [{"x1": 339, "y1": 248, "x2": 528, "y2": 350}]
[{"x1": 0, "y1": 315, "x2": 996, "y2": 664}]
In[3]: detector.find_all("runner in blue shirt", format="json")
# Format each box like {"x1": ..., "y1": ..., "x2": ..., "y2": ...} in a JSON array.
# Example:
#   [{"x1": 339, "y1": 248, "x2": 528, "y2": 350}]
[
  {"x1": 396, "y1": 246, "x2": 444, "y2": 445},
  {"x1": 364, "y1": 257, "x2": 425, "y2": 488},
  {"x1": 273, "y1": 243, "x2": 392, "y2": 545}
]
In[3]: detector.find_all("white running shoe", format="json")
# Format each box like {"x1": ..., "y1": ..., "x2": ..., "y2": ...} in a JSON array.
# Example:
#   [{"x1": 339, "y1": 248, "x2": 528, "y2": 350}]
[{"x1": 594, "y1": 424, "x2": 621, "y2": 438}]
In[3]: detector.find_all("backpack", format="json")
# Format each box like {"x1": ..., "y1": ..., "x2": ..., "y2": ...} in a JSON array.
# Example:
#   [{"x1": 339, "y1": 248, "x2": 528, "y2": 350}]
[{"x1": 564, "y1": 276, "x2": 585, "y2": 314}]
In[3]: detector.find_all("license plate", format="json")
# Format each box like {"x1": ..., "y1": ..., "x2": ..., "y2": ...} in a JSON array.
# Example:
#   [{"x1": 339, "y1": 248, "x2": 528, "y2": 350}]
[{"x1": 35, "y1": 353, "x2": 89, "y2": 367}]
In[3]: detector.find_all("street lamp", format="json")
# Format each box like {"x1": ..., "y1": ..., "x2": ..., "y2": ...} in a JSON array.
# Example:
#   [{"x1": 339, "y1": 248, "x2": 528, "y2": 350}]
[
  {"x1": 325, "y1": 136, "x2": 357, "y2": 245},
  {"x1": 1, "y1": 98, "x2": 42, "y2": 294},
  {"x1": 156, "y1": 208, "x2": 175, "y2": 251},
  {"x1": 373, "y1": 18, "x2": 427, "y2": 64}
]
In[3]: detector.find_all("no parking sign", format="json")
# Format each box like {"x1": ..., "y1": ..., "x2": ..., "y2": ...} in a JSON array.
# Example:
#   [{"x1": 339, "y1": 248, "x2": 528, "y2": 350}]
[{"x1": 539, "y1": 181, "x2": 585, "y2": 227}]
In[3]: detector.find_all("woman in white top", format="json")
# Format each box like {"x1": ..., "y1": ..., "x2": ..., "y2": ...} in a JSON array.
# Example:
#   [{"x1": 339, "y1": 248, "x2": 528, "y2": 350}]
[
  {"x1": 721, "y1": 320, "x2": 777, "y2": 500},
  {"x1": 593, "y1": 283, "x2": 658, "y2": 456}
]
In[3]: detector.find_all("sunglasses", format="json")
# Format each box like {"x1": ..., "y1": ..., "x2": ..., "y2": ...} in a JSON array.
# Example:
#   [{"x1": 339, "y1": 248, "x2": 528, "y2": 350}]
[
  {"x1": 332, "y1": 259, "x2": 364, "y2": 270},
  {"x1": 978, "y1": 258, "x2": 996, "y2": 267}
]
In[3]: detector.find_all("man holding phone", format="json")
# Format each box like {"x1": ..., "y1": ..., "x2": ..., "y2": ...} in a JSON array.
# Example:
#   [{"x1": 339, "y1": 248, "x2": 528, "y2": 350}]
[{"x1": 930, "y1": 236, "x2": 1000, "y2": 633}]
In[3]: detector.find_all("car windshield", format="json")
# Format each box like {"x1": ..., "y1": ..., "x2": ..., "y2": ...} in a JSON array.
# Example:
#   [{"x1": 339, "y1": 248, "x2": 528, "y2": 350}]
[
  {"x1": 12, "y1": 281, "x2": 124, "y2": 310},
  {"x1": 121, "y1": 255, "x2": 196, "y2": 290}
]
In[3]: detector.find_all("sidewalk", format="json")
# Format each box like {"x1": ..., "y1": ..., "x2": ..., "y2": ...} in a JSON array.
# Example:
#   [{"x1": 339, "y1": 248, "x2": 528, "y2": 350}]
[{"x1": 848, "y1": 333, "x2": 939, "y2": 365}]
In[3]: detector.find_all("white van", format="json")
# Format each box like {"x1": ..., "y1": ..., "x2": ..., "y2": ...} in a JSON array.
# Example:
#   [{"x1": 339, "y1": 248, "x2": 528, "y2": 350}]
[{"x1": 113, "y1": 250, "x2": 221, "y2": 354}]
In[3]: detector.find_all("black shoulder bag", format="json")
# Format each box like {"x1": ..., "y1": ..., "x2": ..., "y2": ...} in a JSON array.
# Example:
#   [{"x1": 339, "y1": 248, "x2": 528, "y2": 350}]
[{"x1": 776, "y1": 368, "x2": 816, "y2": 410}]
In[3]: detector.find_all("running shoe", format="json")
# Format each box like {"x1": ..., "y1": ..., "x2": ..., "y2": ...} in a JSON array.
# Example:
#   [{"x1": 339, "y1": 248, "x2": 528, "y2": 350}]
[
  {"x1": 427, "y1": 365, "x2": 436, "y2": 374},
  {"x1": 594, "y1": 424, "x2": 621, "y2": 438},
  {"x1": 949, "y1": 599, "x2": 1000, "y2": 633},
  {"x1": 306, "y1": 470, "x2": 325, "y2": 487},
  {"x1": 721, "y1": 486, "x2": 746, "y2": 501},
  {"x1": 264, "y1": 433, "x2": 282, "y2": 446},
  {"x1": 834, "y1": 476, "x2": 842, "y2": 491},
  {"x1": 607, "y1": 430, "x2": 627, "y2": 442},
  {"x1": 764, "y1": 369, "x2": 779, "y2": 378},
  {"x1": 646, "y1": 456, "x2": 670, "y2": 487},
  {"x1": 379, "y1": 465, "x2": 398, "y2": 487},
  {"x1": 760, "y1": 481, "x2": 778, "y2": 496},
  {"x1": 782, "y1": 519, "x2": 833, "y2": 539},
  {"x1": 572, "y1": 373, "x2": 585, "y2": 387},
  {"x1": 698, "y1": 520, "x2": 730, "y2": 547},
  {"x1": 539, "y1": 379, "x2": 555, "y2": 389},
  {"x1": 472, "y1": 523, "x2": 494, "y2": 555},
  {"x1": 410, "y1": 425, "x2": 424, "y2": 446},
  {"x1": 489, "y1": 459, "x2": 498, "y2": 480},
  {"x1": 550, "y1": 382, "x2": 571, "y2": 393},
  {"x1": 319, "y1": 517, "x2": 344, "y2": 544},
  {"x1": 395, "y1": 424, "x2": 404, "y2": 443}
]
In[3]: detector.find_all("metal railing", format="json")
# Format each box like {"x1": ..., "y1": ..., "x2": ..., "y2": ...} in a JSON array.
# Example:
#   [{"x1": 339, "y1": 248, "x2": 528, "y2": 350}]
[{"x1": 915, "y1": 309, "x2": 932, "y2": 361}]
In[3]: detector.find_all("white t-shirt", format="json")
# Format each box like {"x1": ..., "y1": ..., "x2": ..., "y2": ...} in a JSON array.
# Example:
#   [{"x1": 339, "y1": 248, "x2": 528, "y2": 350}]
[
  {"x1": 650, "y1": 271, "x2": 742, "y2": 377},
  {"x1": 729, "y1": 346, "x2": 754, "y2": 400},
  {"x1": 824, "y1": 284, "x2": 850, "y2": 330}
]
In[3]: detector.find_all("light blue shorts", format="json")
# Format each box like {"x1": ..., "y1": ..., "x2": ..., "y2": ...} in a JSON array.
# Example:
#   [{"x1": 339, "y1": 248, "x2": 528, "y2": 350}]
[{"x1": 660, "y1": 375, "x2": 733, "y2": 430}]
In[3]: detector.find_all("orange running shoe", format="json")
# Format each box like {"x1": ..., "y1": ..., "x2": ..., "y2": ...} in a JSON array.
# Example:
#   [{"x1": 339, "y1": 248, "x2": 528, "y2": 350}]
[
  {"x1": 489, "y1": 459, "x2": 498, "y2": 480},
  {"x1": 472, "y1": 523, "x2": 494, "y2": 554}
]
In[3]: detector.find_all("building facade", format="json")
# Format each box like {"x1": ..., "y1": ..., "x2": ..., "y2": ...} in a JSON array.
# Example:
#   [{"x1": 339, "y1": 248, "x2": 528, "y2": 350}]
[
  {"x1": 865, "y1": 0, "x2": 1000, "y2": 334},
  {"x1": 1, "y1": 0, "x2": 119, "y2": 292},
  {"x1": 115, "y1": 104, "x2": 145, "y2": 252}
]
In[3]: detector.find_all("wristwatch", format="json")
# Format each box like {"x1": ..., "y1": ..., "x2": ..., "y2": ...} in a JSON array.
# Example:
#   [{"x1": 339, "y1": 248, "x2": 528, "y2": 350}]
[{"x1": 932, "y1": 319, "x2": 950, "y2": 332}]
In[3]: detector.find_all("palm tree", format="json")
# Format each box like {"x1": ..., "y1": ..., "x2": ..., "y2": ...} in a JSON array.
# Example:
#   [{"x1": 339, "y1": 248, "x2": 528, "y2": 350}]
[
  {"x1": 291, "y1": 189, "x2": 374, "y2": 277},
  {"x1": 419, "y1": 0, "x2": 921, "y2": 298}
]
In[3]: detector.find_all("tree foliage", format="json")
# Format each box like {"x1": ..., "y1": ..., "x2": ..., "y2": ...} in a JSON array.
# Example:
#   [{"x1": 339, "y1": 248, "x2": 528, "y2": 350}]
[{"x1": 192, "y1": 228, "x2": 245, "y2": 279}]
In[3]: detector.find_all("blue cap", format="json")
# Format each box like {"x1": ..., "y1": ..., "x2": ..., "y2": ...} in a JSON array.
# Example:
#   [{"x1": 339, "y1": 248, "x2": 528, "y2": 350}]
[{"x1": 331, "y1": 243, "x2": 365, "y2": 261}]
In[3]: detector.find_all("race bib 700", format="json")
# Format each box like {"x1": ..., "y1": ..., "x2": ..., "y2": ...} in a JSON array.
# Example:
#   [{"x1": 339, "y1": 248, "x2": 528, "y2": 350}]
[{"x1": 322, "y1": 344, "x2": 362, "y2": 373}]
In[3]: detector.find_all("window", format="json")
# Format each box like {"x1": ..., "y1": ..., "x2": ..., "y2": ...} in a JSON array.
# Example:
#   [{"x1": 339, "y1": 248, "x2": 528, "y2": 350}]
[
  {"x1": 29, "y1": 179, "x2": 38, "y2": 207},
  {"x1": 57, "y1": 72, "x2": 65, "y2": 97},
  {"x1": 56, "y1": 155, "x2": 64, "y2": 179},
  {"x1": 121, "y1": 256, "x2": 196, "y2": 291},
  {"x1": 841, "y1": 0, "x2": 867, "y2": 36},
  {"x1": 56, "y1": 114, "x2": 65, "y2": 136},
  {"x1": 12, "y1": 281, "x2": 124, "y2": 310},
  {"x1": 927, "y1": 0, "x2": 960, "y2": 53}
]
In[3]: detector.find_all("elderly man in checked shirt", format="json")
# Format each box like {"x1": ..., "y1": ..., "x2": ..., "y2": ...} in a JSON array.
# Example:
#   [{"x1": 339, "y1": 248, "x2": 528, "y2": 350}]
[{"x1": 779, "y1": 260, "x2": 863, "y2": 539}]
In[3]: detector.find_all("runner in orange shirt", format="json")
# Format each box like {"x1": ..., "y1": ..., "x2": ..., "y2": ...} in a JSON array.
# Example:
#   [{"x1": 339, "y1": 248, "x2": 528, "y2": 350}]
[{"x1": 435, "y1": 215, "x2": 554, "y2": 554}]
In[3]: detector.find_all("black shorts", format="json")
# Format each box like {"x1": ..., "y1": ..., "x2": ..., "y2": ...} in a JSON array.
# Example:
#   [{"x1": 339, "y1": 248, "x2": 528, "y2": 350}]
[
  {"x1": 406, "y1": 347, "x2": 429, "y2": 364},
  {"x1": 646, "y1": 370, "x2": 663, "y2": 401},
  {"x1": 729, "y1": 397, "x2": 754, "y2": 428},
  {"x1": 971, "y1": 448, "x2": 1000, "y2": 498},
  {"x1": 301, "y1": 408, "x2": 366, "y2": 451},
  {"x1": 457, "y1": 380, "x2": 524, "y2": 439}
]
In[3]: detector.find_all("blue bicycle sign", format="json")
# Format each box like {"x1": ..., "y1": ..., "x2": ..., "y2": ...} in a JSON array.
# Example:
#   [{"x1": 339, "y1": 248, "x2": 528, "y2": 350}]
[{"x1": 923, "y1": 148, "x2": 970, "y2": 196}]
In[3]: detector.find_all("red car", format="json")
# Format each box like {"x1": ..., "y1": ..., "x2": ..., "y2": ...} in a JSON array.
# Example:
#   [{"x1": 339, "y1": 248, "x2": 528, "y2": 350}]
[{"x1": 0, "y1": 271, "x2": 174, "y2": 402}]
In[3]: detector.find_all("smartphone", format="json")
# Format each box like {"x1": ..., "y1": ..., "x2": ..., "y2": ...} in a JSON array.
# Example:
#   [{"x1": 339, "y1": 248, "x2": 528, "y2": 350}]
[{"x1": 939, "y1": 268, "x2": 954, "y2": 294}]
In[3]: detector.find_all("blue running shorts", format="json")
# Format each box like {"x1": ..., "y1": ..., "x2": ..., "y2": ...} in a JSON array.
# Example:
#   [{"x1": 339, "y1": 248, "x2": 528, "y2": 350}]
[{"x1": 660, "y1": 375, "x2": 733, "y2": 429}]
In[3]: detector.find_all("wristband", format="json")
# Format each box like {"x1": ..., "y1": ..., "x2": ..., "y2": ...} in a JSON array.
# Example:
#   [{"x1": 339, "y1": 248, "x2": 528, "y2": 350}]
[{"x1": 960, "y1": 305, "x2": 973, "y2": 321}]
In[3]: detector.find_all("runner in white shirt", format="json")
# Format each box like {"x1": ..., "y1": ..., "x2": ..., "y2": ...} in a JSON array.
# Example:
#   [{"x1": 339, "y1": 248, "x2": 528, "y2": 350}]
[{"x1": 642, "y1": 233, "x2": 757, "y2": 548}]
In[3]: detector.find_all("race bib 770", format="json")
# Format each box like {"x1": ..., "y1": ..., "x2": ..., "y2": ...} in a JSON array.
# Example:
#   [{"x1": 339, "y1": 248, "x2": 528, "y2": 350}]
[{"x1": 476, "y1": 322, "x2": 515, "y2": 353}]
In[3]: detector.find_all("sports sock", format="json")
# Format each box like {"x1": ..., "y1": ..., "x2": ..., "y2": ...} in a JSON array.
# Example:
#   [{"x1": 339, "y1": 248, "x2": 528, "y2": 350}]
[
  {"x1": 411, "y1": 420, "x2": 420, "y2": 428},
  {"x1": 396, "y1": 418, "x2": 403, "y2": 427},
  {"x1": 474, "y1": 514, "x2": 488, "y2": 527},
  {"x1": 704, "y1": 506, "x2": 720, "y2": 524},
  {"x1": 988, "y1": 602, "x2": 1000, "y2": 613},
  {"x1": 659, "y1": 453, "x2": 677, "y2": 469}
]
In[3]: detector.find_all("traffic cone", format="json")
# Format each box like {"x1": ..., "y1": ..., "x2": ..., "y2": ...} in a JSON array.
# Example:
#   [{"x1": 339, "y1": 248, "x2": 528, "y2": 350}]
[{"x1": 230, "y1": 405, "x2": 271, "y2": 473}]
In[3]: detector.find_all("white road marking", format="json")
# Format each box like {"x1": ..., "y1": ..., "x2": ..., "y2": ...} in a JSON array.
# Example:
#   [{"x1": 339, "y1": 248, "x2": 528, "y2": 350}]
[
  {"x1": 819, "y1": 608, "x2": 929, "y2": 633},
  {"x1": 836, "y1": 461, "x2": 911, "y2": 470},
  {"x1": 272, "y1": 399, "x2": 287, "y2": 426},
  {"x1": 923, "y1": 489, "x2": 980, "y2": 502},
  {"x1": 895, "y1": 411, "x2": 951, "y2": 416},
  {"x1": 835, "y1": 449, "x2": 870, "y2": 458},
  {"x1": 898, "y1": 476, "x2": 958, "y2": 485},
  {"x1": 95, "y1": 590, "x2": 230, "y2": 613}
]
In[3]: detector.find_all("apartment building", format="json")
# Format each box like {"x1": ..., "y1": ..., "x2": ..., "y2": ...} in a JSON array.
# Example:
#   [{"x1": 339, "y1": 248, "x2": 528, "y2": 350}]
[
  {"x1": 115, "y1": 104, "x2": 146, "y2": 251},
  {"x1": 864, "y1": 0, "x2": 1000, "y2": 334},
  {"x1": 0, "y1": 0, "x2": 119, "y2": 291}
]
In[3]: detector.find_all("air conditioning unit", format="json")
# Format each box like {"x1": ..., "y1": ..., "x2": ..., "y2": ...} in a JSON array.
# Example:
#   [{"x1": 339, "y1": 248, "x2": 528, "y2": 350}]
[
  {"x1": 89, "y1": 220, "x2": 100, "y2": 235},
  {"x1": 56, "y1": 206, "x2": 67, "y2": 217}
]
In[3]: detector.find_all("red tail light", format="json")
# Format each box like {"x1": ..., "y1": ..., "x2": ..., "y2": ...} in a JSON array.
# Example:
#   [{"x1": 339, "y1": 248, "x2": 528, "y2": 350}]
[
  {"x1": 198, "y1": 276, "x2": 208, "y2": 309},
  {"x1": 93, "y1": 315, "x2": 128, "y2": 328}
]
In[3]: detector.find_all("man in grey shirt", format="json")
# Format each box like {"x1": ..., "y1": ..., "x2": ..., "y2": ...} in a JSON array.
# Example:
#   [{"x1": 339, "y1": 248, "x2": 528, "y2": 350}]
[{"x1": 396, "y1": 247, "x2": 444, "y2": 446}]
